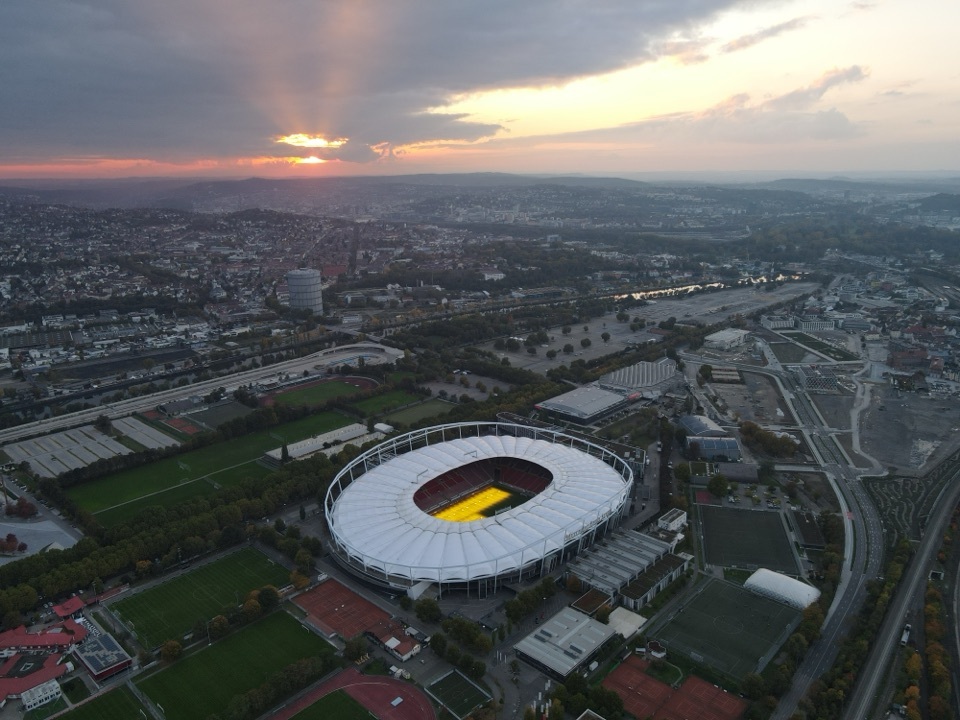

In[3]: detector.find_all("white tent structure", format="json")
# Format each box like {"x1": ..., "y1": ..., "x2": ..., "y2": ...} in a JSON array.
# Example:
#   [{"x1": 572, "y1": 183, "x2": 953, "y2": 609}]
[
  {"x1": 325, "y1": 422, "x2": 633, "y2": 592},
  {"x1": 744, "y1": 568, "x2": 820, "y2": 610}
]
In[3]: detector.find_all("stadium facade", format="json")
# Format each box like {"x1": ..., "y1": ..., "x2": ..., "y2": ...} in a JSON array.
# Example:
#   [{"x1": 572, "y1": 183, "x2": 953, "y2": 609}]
[{"x1": 325, "y1": 422, "x2": 634, "y2": 596}]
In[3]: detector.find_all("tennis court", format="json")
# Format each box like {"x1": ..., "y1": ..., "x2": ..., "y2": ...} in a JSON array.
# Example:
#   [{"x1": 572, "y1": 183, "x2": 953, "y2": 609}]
[
  {"x1": 293, "y1": 578, "x2": 390, "y2": 640},
  {"x1": 603, "y1": 656, "x2": 746, "y2": 720}
]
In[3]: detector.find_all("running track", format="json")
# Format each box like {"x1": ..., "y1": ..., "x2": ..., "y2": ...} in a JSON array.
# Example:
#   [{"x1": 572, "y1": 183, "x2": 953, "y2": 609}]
[{"x1": 270, "y1": 667, "x2": 435, "y2": 720}]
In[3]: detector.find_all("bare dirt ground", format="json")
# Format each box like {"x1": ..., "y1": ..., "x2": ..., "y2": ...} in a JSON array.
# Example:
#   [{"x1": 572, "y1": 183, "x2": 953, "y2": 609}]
[
  {"x1": 858, "y1": 384, "x2": 960, "y2": 475},
  {"x1": 709, "y1": 373, "x2": 787, "y2": 425}
]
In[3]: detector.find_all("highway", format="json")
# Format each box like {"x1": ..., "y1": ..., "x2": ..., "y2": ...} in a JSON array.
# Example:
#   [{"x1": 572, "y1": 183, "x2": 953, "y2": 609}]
[
  {"x1": 841, "y1": 461, "x2": 960, "y2": 720},
  {"x1": 679, "y1": 353, "x2": 885, "y2": 719},
  {"x1": 0, "y1": 344, "x2": 398, "y2": 446}
]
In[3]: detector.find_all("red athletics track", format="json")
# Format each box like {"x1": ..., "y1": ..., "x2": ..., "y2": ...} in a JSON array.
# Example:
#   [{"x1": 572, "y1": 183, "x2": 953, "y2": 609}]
[
  {"x1": 603, "y1": 655, "x2": 746, "y2": 720},
  {"x1": 270, "y1": 667, "x2": 435, "y2": 720}
]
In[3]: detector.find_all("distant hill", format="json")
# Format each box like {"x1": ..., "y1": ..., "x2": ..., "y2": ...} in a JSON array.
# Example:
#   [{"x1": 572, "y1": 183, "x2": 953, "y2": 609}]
[{"x1": 917, "y1": 193, "x2": 960, "y2": 212}]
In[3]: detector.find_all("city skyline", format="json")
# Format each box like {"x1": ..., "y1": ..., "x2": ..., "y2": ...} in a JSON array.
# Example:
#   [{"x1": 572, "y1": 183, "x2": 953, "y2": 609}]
[{"x1": 2, "y1": 0, "x2": 958, "y2": 179}]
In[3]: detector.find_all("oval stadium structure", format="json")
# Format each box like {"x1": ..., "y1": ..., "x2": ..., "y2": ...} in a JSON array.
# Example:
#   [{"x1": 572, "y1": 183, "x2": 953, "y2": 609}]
[{"x1": 325, "y1": 422, "x2": 634, "y2": 594}]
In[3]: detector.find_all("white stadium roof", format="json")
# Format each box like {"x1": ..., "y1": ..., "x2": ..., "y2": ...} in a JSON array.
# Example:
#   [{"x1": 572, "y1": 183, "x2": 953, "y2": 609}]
[
  {"x1": 745, "y1": 568, "x2": 820, "y2": 610},
  {"x1": 327, "y1": 430, "x2": 631, "y2": 584}
]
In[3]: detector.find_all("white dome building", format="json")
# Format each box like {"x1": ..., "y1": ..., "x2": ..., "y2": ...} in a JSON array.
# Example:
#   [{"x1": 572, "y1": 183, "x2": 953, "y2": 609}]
[
  {"x1": 325, "y1": 422, "x2": 633, "y2": 596},
  {"x1": 744, "y1": 568, "x2": 820, "y2": 610}
]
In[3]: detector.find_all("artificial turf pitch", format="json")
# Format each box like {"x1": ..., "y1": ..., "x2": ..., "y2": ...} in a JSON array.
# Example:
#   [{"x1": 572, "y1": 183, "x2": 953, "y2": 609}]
[
  {"x1": 137, "y1": 611, "x2": 335, "y2": 720},
  {"x1": 654, "y1": 579, "x2": 801, "y2": 680},
  {"x1": 427, "y1": 670, "x2": 490, "y2": 720},
  {"x1": 111, "y1": 547, "x2": 289, "y2": 648}
]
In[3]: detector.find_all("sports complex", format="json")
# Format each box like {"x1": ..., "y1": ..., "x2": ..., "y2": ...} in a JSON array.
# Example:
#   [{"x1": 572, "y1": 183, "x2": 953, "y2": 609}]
[{"x1": 324, "y1": 422, "x2": 634, "y2": 595}]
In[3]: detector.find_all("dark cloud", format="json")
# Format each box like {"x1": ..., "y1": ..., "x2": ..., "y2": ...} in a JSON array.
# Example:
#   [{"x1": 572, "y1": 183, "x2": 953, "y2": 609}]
[{"x1": 0, "y1": 0, "x2": 757, "y2": 164}]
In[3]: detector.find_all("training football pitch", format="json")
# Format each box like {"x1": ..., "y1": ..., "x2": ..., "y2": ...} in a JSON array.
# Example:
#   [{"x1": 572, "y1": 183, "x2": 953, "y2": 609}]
[
  {"x1": 67, "y1": 410, "x2": 352, "y2": 525},
  {"x1": 111, "y1": 547, "x2": 289, "y2": 648},
  {"x1": 655, "y1": 579, "x2": 801, "y2": 680},
  {"x1": 137, "y1": 611, "x2": 335, "y2": 720},
  {"x1": 53, "y1": 686, "x2": 147, "y2": 720},
  {"x1": 273, "y1": 380, "x2": 367, "y2": 407},
  {"x1": 699, "y1": 505, "x2": 799, "y2": 574}
]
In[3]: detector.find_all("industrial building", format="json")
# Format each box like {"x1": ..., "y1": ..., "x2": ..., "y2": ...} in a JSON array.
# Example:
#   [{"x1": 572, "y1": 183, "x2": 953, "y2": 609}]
[
  {"x1": 598, "y1": 358, "x2": 681, "y2": 399},
  {"x1": 513, "y1": 607, "x2": 617, "y2": 679},
  {"x1": 286, "y1": 268, "x2": 324, "y2": 315},
  {"x1": 534, "y1": 386, "x2": 629, "y2": 425}
]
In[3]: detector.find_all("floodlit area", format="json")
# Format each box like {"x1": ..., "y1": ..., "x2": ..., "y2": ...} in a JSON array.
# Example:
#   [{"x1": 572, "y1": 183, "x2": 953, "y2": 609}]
[{"x1": 431, "y1": 486, "x2": 512, "y2": 522}]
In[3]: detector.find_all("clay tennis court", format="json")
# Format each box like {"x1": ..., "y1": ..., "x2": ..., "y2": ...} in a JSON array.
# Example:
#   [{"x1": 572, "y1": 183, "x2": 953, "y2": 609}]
[
  {"x1": 271, "y1": 667, "x2": 436, "y2": 720},
  {"x1": 603, "y1": 655, "x2": 746, "y2": 720},
  {"x1": 293, "y1": 579, "x2": 390, "y2": 639}
]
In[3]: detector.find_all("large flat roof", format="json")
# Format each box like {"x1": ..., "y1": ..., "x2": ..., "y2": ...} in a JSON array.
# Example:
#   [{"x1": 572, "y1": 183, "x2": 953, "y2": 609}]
[
  {"x1": 535, "y1": 386, "x2": 626, "y2": 421},
  {"x1": 514, "y1": 607, "x2": 616, "y2": 677}
]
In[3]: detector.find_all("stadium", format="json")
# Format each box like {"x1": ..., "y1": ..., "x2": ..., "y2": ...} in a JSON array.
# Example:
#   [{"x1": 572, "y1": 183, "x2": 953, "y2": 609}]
[{"x1": 325, "y1": 422, "x2": 634, "y2": 596}]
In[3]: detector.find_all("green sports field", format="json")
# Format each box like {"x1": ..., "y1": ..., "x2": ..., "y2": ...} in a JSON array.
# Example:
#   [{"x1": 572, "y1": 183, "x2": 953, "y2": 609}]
[
  {"x1": 273, "y1": 380, "x2": 366, "y2": 407},
  {"x1": 137, "y1": 611, "x2": 335, "y2": 720},
  {"x1": 66, "y1": 410, "x2": 352, "y2": 523},
  {"x1": 385, "y1": 398, "x2": 455, "y2": 425},
  {"x1": 53, "y1": 687, "x2": 147, "y2": 720},
  {"x1": 351, "y1": 390, "x2": 420, "y2": 415},
  {"x1": 427, "y1": 670, "x2": 490, "y2": 720},
  {"x1": 655, "y1": 579, "x2": 801, "y2": 680},
  {"x1": 111, "y1": 547, "x2": 289, "y2": 648},
  {"x1": 291, "y1": 689, "x2": 371, "y2": 720}
]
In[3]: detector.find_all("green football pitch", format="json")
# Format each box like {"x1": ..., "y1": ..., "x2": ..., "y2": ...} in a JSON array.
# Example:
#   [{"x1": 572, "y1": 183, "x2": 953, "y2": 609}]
[
  {"x1": 111, "y1": 547, "x2": 289, "y2": 648},
  {"x1": 137, "y1": 611, "x2": 335, "y2": 720},
  {"x1": 53, "y1": 687, "x2": 147, "y2": 720},
  {"x1": 66, "y1": 410, "x2": 351, "y2": 525}
]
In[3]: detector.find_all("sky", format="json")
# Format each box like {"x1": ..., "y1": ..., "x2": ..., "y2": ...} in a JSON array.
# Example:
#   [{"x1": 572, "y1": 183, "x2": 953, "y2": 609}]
[{"x1": 1, "y1": 0, "x2": 958, "y2": 179}]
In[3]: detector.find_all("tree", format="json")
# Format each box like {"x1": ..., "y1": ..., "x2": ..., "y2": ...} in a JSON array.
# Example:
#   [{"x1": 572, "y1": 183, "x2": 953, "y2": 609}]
[
  {"x1": 241, "y1": 598, "x2": 262, "y2": 623},
  {"x1": 562, "y1": 326, "x2": 572, "y2": 335},
  {"x1": 209, "y1": 615, "x2": 230, "y2": 640},
  {"x1": 707, "y1": 473, "x2": 728, "y2": 498},
  {"x1": 580, "y1": 338, "x2": 591, "y2": 348},
  {"x1": 600, "y1": 332, "x2": 611, "y2": 343},
  {"x1": 160, "y1": 639, "x2": 182, "y2": 662},
  {"x1": 258, "y1": 586, "x2": 280, "y2": 611},
  {"x1": 563, "y1": 343, "x2": 574, "y2": 354},
  {"x1": 741, "y1": 673, "x2": 766, "y2": 700},
  {"x1": 344, "y1": 634, "x2": 368, "y2": 662},
  {"x1": 415, "y1": 598, "x2": 442, "y2": 624},
  {"x1": 430, "y1": 632, "x2": 447, "y2": 656},
  {"x1": 299, "y1": 504, "x2": 306, "y2": 521},
  {"x1": 674, "y1": 462, "x2": 691, "y2": 483},
  {"x1": 94, "y1": 414, "x2": 112, "y2": 433}
]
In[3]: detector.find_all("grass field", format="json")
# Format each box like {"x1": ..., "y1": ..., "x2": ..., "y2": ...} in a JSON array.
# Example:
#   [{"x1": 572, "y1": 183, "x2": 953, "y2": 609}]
[
  {"x1": 24, "y1": 697, "x2": 67, "y2": 720},
  {"x1": 111, "y1": 547, "x2": 289, "y2": 648},
  {"x1": 427, "y1": 670, "x2": 490, "y2": 720},
  {"x1": 67, "y1": 410, "x2": 352, "y2": 521},
  {"x1": 92, "y1": 463, "x2": 275, "y2": 527},
  {"x1": 350, "y1": 390, "x2": 421, "y2": 416},
  {"x1": 700, "y1": 505, "x2": 798, "y2": 574},
  {"x1": 655, "y1": 579, "x2": 801, "y2": 680},
  {"x1": 137, "y1": 611, "x2": 335, "y2": 720},
  {"x1": 291, "y1": 689, "x2": 371, "y2": 720},
  {"x1": 385, "y1": 398, "x2": 455, "y2": 425},
  {"x1": 432, "y1": 486, "x2": 512, "y2": 522},
  {"x1": 273, "y1": 380, "x2": 366, "y2": 407},
  {"x1": 52, "y1": 686, "x2": 147, "y2": 720}
]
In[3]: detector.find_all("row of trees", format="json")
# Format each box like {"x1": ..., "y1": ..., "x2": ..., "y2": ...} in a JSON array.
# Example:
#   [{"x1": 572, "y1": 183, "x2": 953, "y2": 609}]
[{"x1": 738, "y1": 421, "x2": 800, "y2": 458}]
